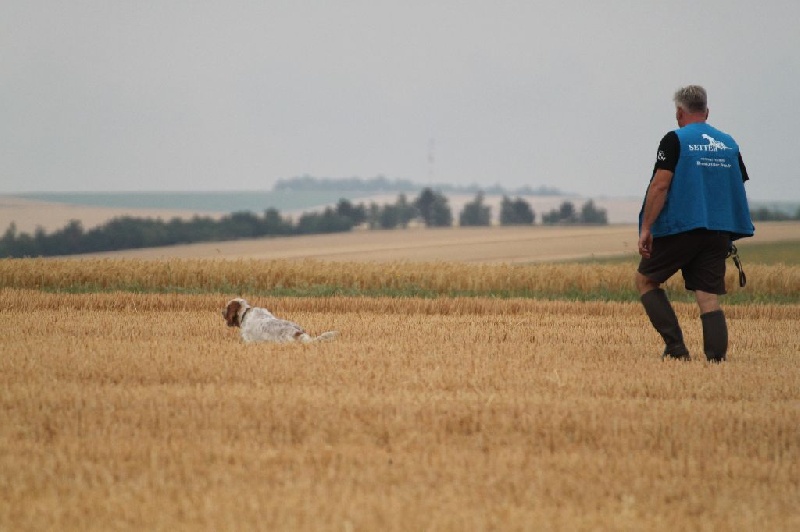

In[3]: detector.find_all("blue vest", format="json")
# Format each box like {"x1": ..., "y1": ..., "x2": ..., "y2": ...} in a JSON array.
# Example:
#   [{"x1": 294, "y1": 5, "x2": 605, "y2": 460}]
[{"x1": 642, "y1": 122, "x2": 754, "y2": 240}]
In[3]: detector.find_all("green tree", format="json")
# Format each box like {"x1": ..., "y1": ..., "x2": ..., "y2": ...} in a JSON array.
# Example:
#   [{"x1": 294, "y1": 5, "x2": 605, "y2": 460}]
[
  {"x1": 414, "y1": 188, "x2": 452, "y2": 227},
  {"x1": 0, "y1": 223, "x2": 17, "y2": 257},
  {"x1": 53, "y1": 220, "x2": 85, "y2": 255},
  {"x1": 335, "y1": 199, "x2": 367, "y2": 226},
  {"x1": 542, "y1": 201, "x2": 577, "y2": 225},
  {"x1": 413, "y1": 188, "x2": 437, "y2": 226},
  {"x1": 296, "y1": 207, "x2": 354, "y2": 234},
  {"x1": 431, "y1": 195, "x2": 453, "y2": 227},
  {"x1": 499, "y1": 196, "x2": 535, "y2": 225},
  {"x1": 367, "y1": 202, "x2": 382, "y2": 229},
  {"x1": 459, "y1": 192, "x2": 492, "y2": 226},
  {"x1": 262, "y1": 208, "x2": 293, "y2": 235},
  {"x1": 379, "y1": 204, "x2": 400, "y2": 229},
  {"x1": 222, "y1": 211, "x2": 262, "y2": 238},
  {"x1": 579, "y1": 200, "x2": 608, "y2": 225},
  {"x1": 750, "y1": 207, "x2": 790, "y2": 222},
  {"x1": 395, "y1": 194, "x2": 417, "y2": 228},
  {"x1": 543, "y1": 200, "x2": 608, "y2": 225}
]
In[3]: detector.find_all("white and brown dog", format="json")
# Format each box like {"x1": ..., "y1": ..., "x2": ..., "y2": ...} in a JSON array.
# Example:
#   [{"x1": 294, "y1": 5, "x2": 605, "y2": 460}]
[{"x1": 222, "y1": 298, "x2": 337, "y2": 344}]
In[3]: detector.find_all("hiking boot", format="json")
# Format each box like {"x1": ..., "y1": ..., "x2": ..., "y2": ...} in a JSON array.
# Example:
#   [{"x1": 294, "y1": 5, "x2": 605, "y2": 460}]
[
  {"x1": 641, "y1": 289, "x2": 690, "y2": 361},
  {"x1": 662, "y1": 346, "x2": 691, "y2": 361},
  {"x1": 701, "y1": 310, "x2": 728, "y2": 363}
]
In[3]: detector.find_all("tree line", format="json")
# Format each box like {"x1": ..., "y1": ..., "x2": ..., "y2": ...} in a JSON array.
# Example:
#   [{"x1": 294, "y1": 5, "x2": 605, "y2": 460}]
[
  {"x1": 750, "y1": 206, "x2": 800, "y2": 222},
  {"x1": 2, "y1": 189, "x2": 608, "y2": 257}
]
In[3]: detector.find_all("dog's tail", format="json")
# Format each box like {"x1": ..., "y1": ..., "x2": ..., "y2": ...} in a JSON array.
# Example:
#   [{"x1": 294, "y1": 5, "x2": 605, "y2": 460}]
[{"x1": 301, "y1": 331, "x2": 338, "y2": 343}]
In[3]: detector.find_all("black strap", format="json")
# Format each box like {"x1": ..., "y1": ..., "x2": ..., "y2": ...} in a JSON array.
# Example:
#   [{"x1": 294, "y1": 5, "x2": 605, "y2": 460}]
[{"x1": 727, "y1": 243, "x2": 746, "y2": 288}]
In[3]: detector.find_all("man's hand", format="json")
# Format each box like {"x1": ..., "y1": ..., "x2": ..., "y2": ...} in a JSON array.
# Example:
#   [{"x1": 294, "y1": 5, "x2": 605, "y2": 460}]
[
  {"x1": 638, "y1": 228, "x2": 653, "y2": 259},
  {"x1": 638, "y1": 169, "x2": 673, "y2": 260}
]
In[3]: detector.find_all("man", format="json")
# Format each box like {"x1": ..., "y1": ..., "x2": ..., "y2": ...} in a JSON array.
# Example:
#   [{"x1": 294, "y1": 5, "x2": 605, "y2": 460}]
[{"x1": 637, "y1": 85, "x2": 754, "y2": 362}]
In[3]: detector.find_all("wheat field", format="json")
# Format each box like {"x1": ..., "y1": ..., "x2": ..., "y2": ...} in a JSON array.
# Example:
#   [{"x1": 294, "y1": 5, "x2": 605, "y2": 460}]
[
  {"x1": 2, "y1": 257, "x2": 800, "y2": 302},
  {"x1": 1, "y1": 287, "x2": 798, "y2": 531}
]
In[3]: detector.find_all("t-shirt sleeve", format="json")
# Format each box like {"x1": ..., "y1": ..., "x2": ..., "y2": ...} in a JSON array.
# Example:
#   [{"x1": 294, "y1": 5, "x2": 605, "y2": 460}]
[
  {"x1": 653, "y1": 131, "x2": 680, "y2": 173},
  {"x1": 738, "y1": 152, "x2": 750, "y2": 182}
]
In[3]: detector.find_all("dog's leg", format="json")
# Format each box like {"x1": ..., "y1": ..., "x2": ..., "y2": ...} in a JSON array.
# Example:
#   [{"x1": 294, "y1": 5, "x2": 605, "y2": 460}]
[{"x1": 313, "y1": 331, "x2": 338, "y2": 342}]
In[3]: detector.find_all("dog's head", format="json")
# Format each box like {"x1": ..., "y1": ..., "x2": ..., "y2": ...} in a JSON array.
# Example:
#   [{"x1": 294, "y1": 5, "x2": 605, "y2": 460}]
[{"x1": 222, "y1": 298, "x2": 251, "y2": 327}]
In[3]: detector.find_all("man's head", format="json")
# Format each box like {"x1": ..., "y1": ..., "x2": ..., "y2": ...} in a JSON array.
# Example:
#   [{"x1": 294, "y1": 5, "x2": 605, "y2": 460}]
[{"x1": 673, "y1": 85, "x2": 709, "y2": 126}]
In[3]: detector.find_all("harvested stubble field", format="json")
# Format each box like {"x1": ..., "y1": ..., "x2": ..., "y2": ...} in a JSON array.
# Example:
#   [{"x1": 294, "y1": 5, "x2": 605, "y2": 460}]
[
  {"x1": 2, "y1": 254, "x2": 799, "y2": 303},
  {"x1": 1, "y1": 255, "x2": 799, "y2": 531}
]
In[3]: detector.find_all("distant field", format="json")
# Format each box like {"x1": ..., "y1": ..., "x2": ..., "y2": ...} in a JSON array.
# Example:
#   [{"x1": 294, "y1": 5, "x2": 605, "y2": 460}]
[
  {"x1": 735, "y1": 239, "x2": 800, "y2": 265},
  {"x1": 50, "y1": 221, "x2": 800, "y2": 264},
  {"x1": 10, "y1": 190, "x2": 348, "y2": 212},
  {"x1": 0, "y1": 195, "x2": 226, "y2": 234},
  {"x1": 585, "y1": 238, "x2": 800, "y2": 266}
]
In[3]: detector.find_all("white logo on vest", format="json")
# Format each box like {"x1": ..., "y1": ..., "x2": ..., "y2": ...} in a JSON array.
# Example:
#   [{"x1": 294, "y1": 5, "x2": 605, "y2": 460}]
[{"x1": 689, "y1": 134, "x2": 732, "y2": 152}]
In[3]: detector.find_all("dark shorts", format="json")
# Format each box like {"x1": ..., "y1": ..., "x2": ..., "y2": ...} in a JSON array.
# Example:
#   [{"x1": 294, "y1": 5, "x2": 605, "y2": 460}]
[{"x1": 638, "y1": 229, "x2": 730, "y2": 294}]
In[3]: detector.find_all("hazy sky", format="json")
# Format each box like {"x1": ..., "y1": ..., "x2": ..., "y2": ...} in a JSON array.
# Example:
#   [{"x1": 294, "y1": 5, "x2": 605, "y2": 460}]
[{"x1": 2, "y1": 1, "x2": 798, "y2": 200}]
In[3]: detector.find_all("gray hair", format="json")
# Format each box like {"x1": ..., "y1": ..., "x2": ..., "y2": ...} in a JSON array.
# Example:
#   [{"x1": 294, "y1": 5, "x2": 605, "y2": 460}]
[{"x1": 673, "y1": 85, "x2": 708, "y2": 113}]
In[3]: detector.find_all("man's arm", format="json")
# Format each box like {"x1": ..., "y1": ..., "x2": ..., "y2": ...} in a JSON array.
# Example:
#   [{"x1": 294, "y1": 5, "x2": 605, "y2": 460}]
[
  {"x1": 638, "y1": 169, "x2": 674, "y2": 259},
  {"x1": 738, "y1": 152, "x2": 749, "y2": 182}
]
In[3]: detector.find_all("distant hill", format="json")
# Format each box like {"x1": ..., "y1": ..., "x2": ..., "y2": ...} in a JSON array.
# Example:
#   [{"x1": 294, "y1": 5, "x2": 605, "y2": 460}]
[{"x1": 12, "y1": 190, "x2": 351, "y2": 214}]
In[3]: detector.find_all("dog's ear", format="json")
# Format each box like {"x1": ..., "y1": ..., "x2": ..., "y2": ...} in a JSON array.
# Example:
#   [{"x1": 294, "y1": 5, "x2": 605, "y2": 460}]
[{"x1": 223, "y1": 300, "x2": 242, "y2": 327}]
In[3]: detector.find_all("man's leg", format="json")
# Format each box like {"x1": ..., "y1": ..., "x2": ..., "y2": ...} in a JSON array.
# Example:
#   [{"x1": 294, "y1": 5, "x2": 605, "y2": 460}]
[
  {"x1": 691, "y1": 230, "x2": 729, "y2": 362},
  {"x1": 636, "y1": 272, "x2": 690, "y2": 360},
  {"x1": 696, "y1": 290, "x2": 727, "y2": 362}
]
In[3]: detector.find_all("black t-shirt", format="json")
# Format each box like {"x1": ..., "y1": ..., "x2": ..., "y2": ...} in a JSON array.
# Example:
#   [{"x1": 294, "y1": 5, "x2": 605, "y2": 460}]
[{"x1": 652, "y1": 131, "x2": 750, "y2": 181}]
